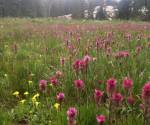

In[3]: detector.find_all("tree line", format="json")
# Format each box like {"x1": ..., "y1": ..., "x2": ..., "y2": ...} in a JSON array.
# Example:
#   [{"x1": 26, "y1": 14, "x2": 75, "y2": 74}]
[{"x1": 0, "y1": 0, "x2": 150, "y2": 20}]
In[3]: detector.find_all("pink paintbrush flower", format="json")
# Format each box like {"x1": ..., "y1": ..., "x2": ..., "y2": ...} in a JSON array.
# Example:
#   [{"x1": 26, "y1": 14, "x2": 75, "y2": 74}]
[
  {"x1": 83, "y1": 55, "x2": 92, "y2": 63},
  {"x1": 57, "y1": 92, "x2": 65, "y2": 103},
  {"x1": 73, "y1": 59, "x2": 81, "y2": 71},
  {"x1": 115, "y1": 51, "x2": 129, "y2": 59},
  {"x1": 106, "y1": 78, "x2": 117, "y2": 95},
  {"x1": 142, "y1": 82, "x2": 150, "y2": 105},
  {"x1": 123, "y1": 77, "x2": 133, "y2": 90},
  {"x1": 112, "y1": 92, "x2": 123, "y2": 105},
  {"x1": 67, "y1": 107, "x2": 77, "y2": 125},
  {"x1": 55, "y1": 70, "x2": 63, "y2": 78},
  {"x1": 49, "y1": 76, "x2": 58, "y2": 86},
  {"x1": 94, "y1": 89, "x2": 103, "y2": 106},
  {"x1": 96, "y1": 115, "x2": 106, "y2": 125},
  {"x1": 74, "y1": 79, "x2": 84, "y2": 90},
  {"x1": 39, "y1": 80, "x2": 47, "y2": 91}
]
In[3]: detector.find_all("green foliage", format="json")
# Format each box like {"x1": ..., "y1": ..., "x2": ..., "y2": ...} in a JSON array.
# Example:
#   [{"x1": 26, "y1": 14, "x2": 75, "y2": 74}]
[{"x1": 0, "y1": 109, "x2": 12, "y2": 125}]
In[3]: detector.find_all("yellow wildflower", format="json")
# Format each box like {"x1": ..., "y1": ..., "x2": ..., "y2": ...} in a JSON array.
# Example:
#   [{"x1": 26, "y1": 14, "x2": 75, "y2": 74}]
[
  {"x1": 32, "y1": 97, "x2": 36, "y2": 103},
  {"x1": 13, "y1": 91, "x2": 19, "y2": 96},
  {"x1": 4, "y1": 74, "x2": 8, "y2": 77},
  {"x1": 35, "y1": 101, "x2": 40, "y2": 107},
  {"x1": 33, "y1": 93, "x2": 39, "y2": 98},
  {"x1": 20, "y1": 99, "x2": 26, "y2": 104},
  {"x1": 28, "y1": 80, "x2": 33, "y2": 85},
  {"x1": 32, "y1": 93, "x2": 39, "y2": 103},
  {"x1": 49, "y1": 83, "x2": 53, "y2": 87},
  {"x1": 24, "y1": 91, "x2": 29, "y2": 96},
  {"x1": 54, "y1": 103, "x2": 60, "y2": 110}
]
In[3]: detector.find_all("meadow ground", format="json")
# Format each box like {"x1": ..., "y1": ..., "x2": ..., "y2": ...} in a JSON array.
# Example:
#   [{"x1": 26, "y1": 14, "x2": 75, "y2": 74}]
[{"x1": 0, "y1": 18, "x2": 150, "y2": 125}]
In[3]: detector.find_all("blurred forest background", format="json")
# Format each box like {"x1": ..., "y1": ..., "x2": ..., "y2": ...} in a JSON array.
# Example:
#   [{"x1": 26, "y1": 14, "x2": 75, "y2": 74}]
[{"x1": 0, "y1": 0, "x2": 150, "y2": 20}]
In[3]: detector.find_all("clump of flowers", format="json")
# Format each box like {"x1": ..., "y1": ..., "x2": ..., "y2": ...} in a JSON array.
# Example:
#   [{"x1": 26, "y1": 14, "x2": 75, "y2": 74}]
[
  {"x1": 67, "y1": 107, "x2": 77, "y2": 125},
  {"x1": 112, "y1": 92, "x2": 123, "y2": 105},
  {"x1": 24, "y1": 91, "x2": 29, "y2": 96},
  {"x1": 142, "y1": 82, "x2": 150, "y2": 105},
  {"x1": 32, "y1": 93, "x2": 40, "y2": 107},
  {"x1": 74, "y1": 79, "x2": 84, "y2": 90},
  {"x1": 32, "y1": 93, "x2": 39, "y2": 101},
  {"x1": 73, "y1": 55, "x2": 92, "y2": 73},
  {"x1": 12, "y1": 91, "x2": 19, "y2": 97},
  {"x1": 28, "y1": 80, "x2": 33, "y2": 85},
  {"x1": 94, "y1": 89, "x2": 103, "y2": 106},
  {"x1": 73, "y1": 59, "x2": 86, "y2": 71},
  {"x1": 54, "y1": 103, "x2": 60, "y2": 111},
  {"x1": 123, "y1": 77, "x2": 133, "y2": 91},
  {"x1": 106, "y1": 78, "x2": 118, "y2": 124},
  {"x1": 115, "y1": 51, "x2": 129, "y2": 59},
  {"x1": 39, "y1": 80, "x2": 47, "y2": 91},
  {"x1": 83, "y1": 55, "x2": 92, "y2": 63},
  {"x1": 20, "y1": 99, "x2": 26, "y2": 104},
  {"x1": 96, "y1": 115, "x2": 106, "y2": 125},
  {"x1": 142, "y1": 82, "x2": 150, "y2": 124},
  {"x1": 106, "y1": 78, "x2": 116, "y2": 95},
  {"x1": 57, "y1": 92, "x2": 65, "y2": 104},
  {"x1": 49, "y1": 76, "x2": 58, "y2": 86},
  {"x1": 55, "y1": 70, "x2": 63, "y2": 78}
]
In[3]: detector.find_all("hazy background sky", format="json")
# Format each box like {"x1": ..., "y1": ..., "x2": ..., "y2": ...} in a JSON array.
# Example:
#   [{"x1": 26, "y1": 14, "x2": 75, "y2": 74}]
[{"x1": 0, "y1": 0, "x2": 149, "y2": 20}]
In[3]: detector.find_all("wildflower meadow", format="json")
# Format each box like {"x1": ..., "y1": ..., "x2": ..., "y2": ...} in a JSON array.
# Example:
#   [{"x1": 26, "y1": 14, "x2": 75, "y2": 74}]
[{"x1": 0, "y1": 18, "x2": 150, "y2": 125}]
